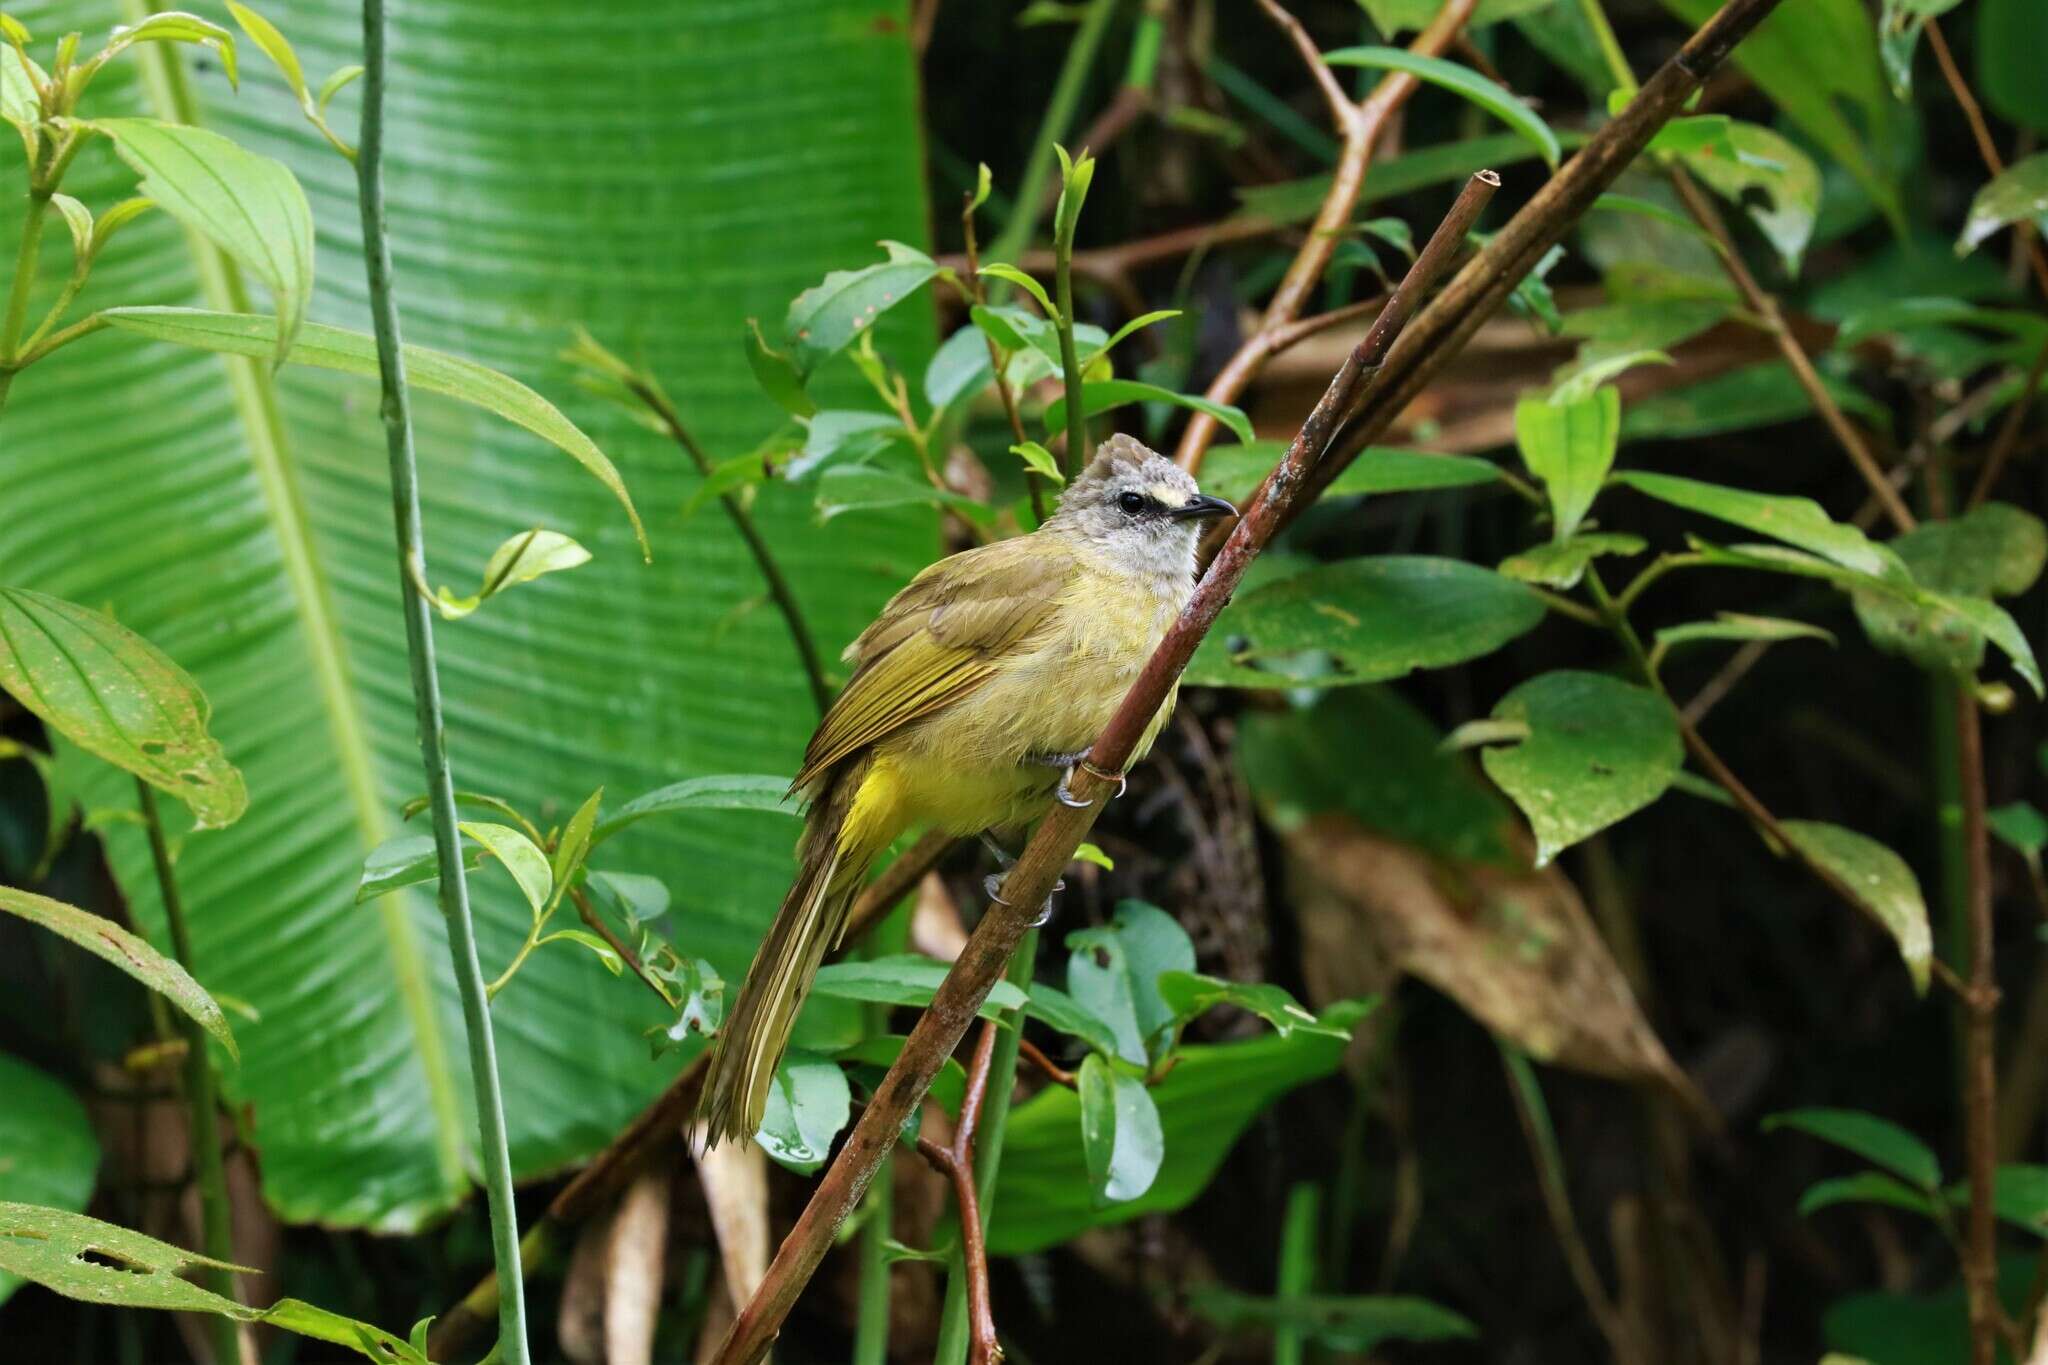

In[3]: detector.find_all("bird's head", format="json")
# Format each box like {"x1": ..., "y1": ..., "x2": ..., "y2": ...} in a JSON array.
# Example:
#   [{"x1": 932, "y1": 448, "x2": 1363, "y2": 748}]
[{"x1": 1039, "y1": 434, "x2": 1235, "y2": 575}]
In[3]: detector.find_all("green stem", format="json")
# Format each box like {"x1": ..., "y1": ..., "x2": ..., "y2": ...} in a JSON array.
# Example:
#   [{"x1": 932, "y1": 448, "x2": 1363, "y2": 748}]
[
  {"x1": 1575, "y1": 0, "x2": 1639, "y2": 96},
  {"x1": 1614, "y1": 552, "x2": 1706, "y2": 616},
  {"x1": 854, "y1": 902, "x2": 912, "y2": 1364},
  {"x1": 136, "y1": 779, "x2": 245, "y2": 1365},
  {"x1": 2, "y1": 190, "x2": 51, "y2": 363},
  {"x1": 356, "y1": 2, "x2": 530, "y2": 1361},
  {"x1": 933, "y1": 927, "x2": 1039, "y2": 1364},
  {"x1": 986, "y1": 0, "x2": 1118, "y2": 266},
  {"x1": 1053, "y1": 195, "x2": 1089, "y2": 478},
  {"x1": 1274, "y1": 1183, "x2": 1321, "y2": 1365}
]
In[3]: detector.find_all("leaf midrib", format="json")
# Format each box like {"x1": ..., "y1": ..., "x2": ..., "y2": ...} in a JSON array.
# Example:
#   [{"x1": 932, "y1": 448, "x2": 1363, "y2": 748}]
[{"x1": 122, "y1": 3, "x2": 465, "y2": 1195}]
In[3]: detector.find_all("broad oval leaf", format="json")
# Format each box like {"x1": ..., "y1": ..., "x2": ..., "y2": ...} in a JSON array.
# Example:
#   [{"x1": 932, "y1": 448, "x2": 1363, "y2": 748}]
[
  {"x1": 95, "y1": 119, "x2": 310, "y2": 364},
  {"x1": 98, "y1": 307, "x2": 649, "y2": 557},
  {"x1": 1977, "y1": 0, "x2": 2048, "y2": 138},
  {"x1": 923, "y1": 324, "x2": 995, "y2": 410},
  {"x1": 1989, "y1": 803, "x2": 2048, "y2": 861},
  {"x1": 1042, "y1": 379, "x2": 1253, "y2": 446},
  {"x1": 1185, "y1": 557, "x2": 1546, "y2": 690},
  {"x1": 1514, "y1": 386, "x2": 1620, "y2": 542},
  {"x1": 1025, "y1": 981, "x2": 1123, "y2": 1058},
  {"x1": 1764, "y1": 1106, "x2": 1941, "y2": 1189},
  {"x1": 456, "y1": 821, "x2": 553, "y2": 917},
  {"x1": 1779, "y1": 820, "x2": 1932, "y2": 993},
  {"x1": 784, "y1": 240, "x2": 938, "y2": 380},
  {"x1": 1078, "y1": 1052, "x2": 1164, "y2": 1204},
  {"x1": 0, "y1": 1058, "x2": 100, "y2": 1305},
  {"x1": 756, "y1": 1051, "x2": 851, "y2": 1175},
  {"x1": 0, "y1": 885, "x2": 237, "y2": 1059},
  {"x1": 431, "y1": 528, "x2": 591, "y2": 621},
  {"x1": 354, "y1": 832, "x2": 481, "y2": 904},
  {"x1": 1199, "y1": 442, "x2": 1502, "y2": 508},
  {"x1": 0, "y1": 587, "x2": 246, "y2": 827},
  {"x1": 809, "y1": 955, "x2": 1027, "y2": 1017},
  {"x1": 1323, "y1": 46, "x2": 1560, "y2": 168},
  {"x1": 1066, "y1": 901, "x2": 1197, "y2": 1068},
  {"x1": 1958, "y1": 152, "x2": 2048, "y2": 257},
  {"x1": 744, "y1": 316, "x2": 816, "y2": 418},
  {"x1": 1614, "y1": 470, "x2": 1910, "y2": 583},
  {"x1": 1479, "y1": 671, "x2": 1682, "y2": 866}
]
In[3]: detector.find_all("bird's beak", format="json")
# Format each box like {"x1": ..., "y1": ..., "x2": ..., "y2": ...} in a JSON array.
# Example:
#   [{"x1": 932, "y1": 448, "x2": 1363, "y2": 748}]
[{"x1": 1168, "y1": 493, "x2": 1237, "y2": 522}]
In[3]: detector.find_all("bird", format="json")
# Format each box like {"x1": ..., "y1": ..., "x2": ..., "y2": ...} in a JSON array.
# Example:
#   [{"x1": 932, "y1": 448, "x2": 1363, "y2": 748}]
[{"x1": 698, "y1": 433, "x2": 1235, "y2": 1146}]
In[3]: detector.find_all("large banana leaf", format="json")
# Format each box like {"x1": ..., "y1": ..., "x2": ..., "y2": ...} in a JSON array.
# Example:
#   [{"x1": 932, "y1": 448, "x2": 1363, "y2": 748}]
[{"x1": 0, "y1": 0, "x2": 936, "y2": 1228}]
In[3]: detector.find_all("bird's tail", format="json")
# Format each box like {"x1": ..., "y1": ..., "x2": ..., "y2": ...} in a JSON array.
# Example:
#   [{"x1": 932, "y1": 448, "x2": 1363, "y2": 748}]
[{"x1": 698, "y1": 757, "x2": 897, "y2": 1146}]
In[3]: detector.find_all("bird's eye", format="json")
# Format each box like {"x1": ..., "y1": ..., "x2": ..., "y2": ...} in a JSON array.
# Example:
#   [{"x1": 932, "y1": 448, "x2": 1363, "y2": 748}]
[{"x1": 1116, "y1": 491, "x2": 1146, "y2": 515}]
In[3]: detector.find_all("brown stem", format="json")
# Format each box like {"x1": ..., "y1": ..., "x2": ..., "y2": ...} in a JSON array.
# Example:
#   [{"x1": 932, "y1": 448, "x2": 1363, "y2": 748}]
[
  {"x1": 569, "y1": 885, "x2": 672, "y2": 1007},
  {"x1": 1667, "y1": 166, "x2": 1916, "y2": 534},
  {"x1": 1967, "y1": 330, "x2": 2048, "y2": 511},
  {"x1": 1174, "y1": 0, "x2": 1478, "y2": 473},
  {"x1": 1300, "y1": 0, "x2": 1792, "y2": 519},
  {"x1": 1955, "y1": 689, "x2": 2001, "y2": 1365},
  {"x1": 1015, "y1": 1035, "x2": 1078, "y2": 1088},
  {"x1": 917, "y1": 1020, "x2": 1004, "y2": 1365},
  {"x1": 425, "y1": 830, "x2": 957, "y2": 1361},
  {"x1": 1925, "y1": 20, "x2": 2048, "y2": 300},
  {"x1": 708, "y1": 172, "x2": 1497, "y2": 1365}
]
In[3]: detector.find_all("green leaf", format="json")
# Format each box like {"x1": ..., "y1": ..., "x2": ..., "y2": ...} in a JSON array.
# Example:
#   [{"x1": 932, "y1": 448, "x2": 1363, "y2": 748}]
[
  {"x1": 1655, "y1": 0, "x2": 1899, "y2": 230},
  {"x1": 1197, "y1": 442, "x2": 1502, "y2": 508},
  {"x1": 1155, "y1": 971, "x2": 1336, "y2": 1039},
  {"x1": 225, "y1": 2, "x2": 308, "y2": 108},
  {"x1": 745, "y1": 316, "x2": 817, "y2": 418},
  {"x1": 591, "y1": 774, "x2": 797, "y2": 844},
  {"x1": 1025, "y1": 982, "x2": 1123, "y2": 1058},
  {"x1": 1614, "y1": 471, "x2": 1910, "y2": 583},
  {"x1": 1043, "y1": 379, "x2": 1253, "y2": 446},
  {"x1": 551, "y1": 787, "x2": 604, "y2": 885},
  {"x1": 1852, "y1": 586, "x2": 2042, "y2": 694},
  {"x1": 1835, "y1": 296, "x2": 2048, "y2": 351},
  {"x1": 1052, "y1": 142, "x2": 1095, "y2": 248},
  {"x1": 1797, "y1": 1171, "x2": 1939, "y2": 1220},
  {"x1": 1989, "y1": 803, "x2": 2048, "y2": 861},
  {"x1": 540, "y1": 928, "x2": 621, "y2": 976},
  {"x1": 1355, "y1": 0, "x2": 1552, "y2": 32},
  {"x1": 1645, "y1": 113, "x2": 1736, "y2": 158},
  {"x1": 976, "y1": 263, "x2": 1053, "y2": 315},
  {"x1": 809, "y1": 955, "x2": 1028, "y2": 1018},
  {"x1": 1515, "y1": 385, "x2": 1620, "y2": 541},
  {"x1": 1874, "y1": 0, "x2": 1963, "y2": 96},
  {"x1": 1779, "y1": 821, "x2": 1932, "y2": 993},
  {"x1": 1889, "y1": 503, "x2": 2048, "y2": 599},
  {"x1": 0, "y1": 587, "x2": 247, "y2": 828},
  {"x1": 0, "y1": 737, "x2": 76, "y2": 876},
  {"x1": 1, "y1": 44, "x2": 40, "y2": 162},
  {"x1": 0, "y1": 885, "x2": 237, "y2": 1060},
  {"x1": 428, "y1": 529, "x2": 591, "y2": 621},
  {"x1": 95, "y1": 119, "x2": 309, "y2": 365},
  {"x1": 1620, "y1": 361, "x2": 1886, "y2": 441},
  {"x1": 354, "y1": 833, "x2": 482, "y2": 903},
  {"x1": 47, "y1": 192, "x2": 91, "y2": 273},
  {"x1": 1066, "y1": 901, "x2": 1196, "y2": 1067},
  {"x1": 1479, "y1": 671, "x2": 1682, "y2": 866},
  {"x1": 588, "y1": 870, "x2": 671, "y2": 925},
  {"x1": 1946, "y1": 1165, "x2": 2048, "y2": 1237},
  {"x1": 783, "y1": 240, "x2": 938, "y2": 380},
  {"x1": 1078, "y1": 1053, "x2": 1165, "y2": 1204},
  {"x1": 0, "y1": 1060, "x2": 99, "y2": 1305},
  {"x1": 102, "y1": 307, "x2": 649, "y2": 558},
  {"x1": 787, "y1": 409, "x2": 904, "y2": 479},
  {"x1": 1976, "y1": 0, "x2": 2048, "y2": 137},
  {"x1": 97, "y1": 12, "x2": 238, "y2": 89},
  {"x1": 1654, "y1": 612, "x2": 1836, "y2": 654},
  {"x1": 1184, "y1": 557, "x2": 1546, "y2": 690},
  {"x1": 1683, "y1": 121, "x2": 1822, "y2": 275},
  {"x1": 1085, "y1": 308, "x2": 1181, "y2": 364},
  {"x1": 1849, "y1": 504, "x2": 2047, "y2": 692},
  {"x1": 1187, "y1": 1290, "x2": 1477, "y2": 1353},
  {"x1": 1550, "y1": 351, "x2": 1672, "y2": 407},
  {"x1": 1498, "y1": 532, "x2": 1647, "y2": 590},
  {"x1": 315, "y1": 63, "x2": 362, "y2": 119},
  {"x1": 653, "y1": 956, "x2": 724, "y2": 1050},
  {"x1": 1764, "y1": 1107, "x2": 1941, "y2": 1189},
  {"x1": 1958, "y1": 152, "x2": 2048, "y2": 256},
  {"x1": 255, "y1": 1299, "x2": 430, "y2": 1364},
  {"x1": 1323, "y1": 47, "x2": 1560, "y2": 169},
  {"x1": 923, "y1": 325, "x2": 994, "y2": 410},
  {"x1": 815, "y1": 464, "x2": 994, "y2": 525},
  {"x1": 1011, "y1": 441, "x2": 1065, "y2": 485},
  {"x1": 755, "y1": 1051, "x2": 851, "y2": 1175},
  {"x1": 5, "y1": 0, "x2": 937, "y2": 1229},
  {"x1": 457, "y1": 822, "x2": 553, "y2": 918},
  {"x1": 989, "y1": 1001, "x2": 1372, "y2": 1253}
]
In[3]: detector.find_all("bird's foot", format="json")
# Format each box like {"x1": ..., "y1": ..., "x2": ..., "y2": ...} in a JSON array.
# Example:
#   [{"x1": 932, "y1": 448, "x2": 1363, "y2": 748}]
[
  {"x1": 984, "y1": 872, "x2": 1064, "y2": 927},
  {"x1": 1053, "y1": 759, "x2": 1126, "y2": 808},
  {"x1": 979, "y1": 831, "x2": 1016, "y2": 868}
]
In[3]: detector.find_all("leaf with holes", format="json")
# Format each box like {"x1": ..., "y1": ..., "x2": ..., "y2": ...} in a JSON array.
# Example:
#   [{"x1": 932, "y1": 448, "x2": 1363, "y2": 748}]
[
  {"x1": 1684, "y1": 121, "x2": 1822, "y2": 275},
  {"x1": 0, "y1": 588, "x2": 245, "y2": 828},
  {"x1": 1185, "y1": 557, "x2": 1545, "y2": 690},
  {"x1": 1479, "y1": 671, "x2": 1682, "y2": 866},
  {"x1": 0, "y1": 1059, "x2": 99, "y2": 1306},
  {"x1": 1779, "y1": 821, "x2": 1931, "y2": 993},
  {"x1": 784, "y1": 240, "x2": 938, "y2": 380}
]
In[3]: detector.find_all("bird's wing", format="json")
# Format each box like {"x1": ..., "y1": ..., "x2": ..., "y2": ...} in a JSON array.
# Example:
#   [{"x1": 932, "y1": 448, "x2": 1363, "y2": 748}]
[{"x1": 792, "y1": 537, "x2": 1078, "y2": 789}]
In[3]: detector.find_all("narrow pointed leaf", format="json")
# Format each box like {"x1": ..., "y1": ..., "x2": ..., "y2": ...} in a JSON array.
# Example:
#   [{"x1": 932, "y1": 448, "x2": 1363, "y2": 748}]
[
  {"x1": 1323, "y1": 46, "x2": 1560, "y2": 168},
  {"x1": 1515, "y1": 386, "x2": 1620, "y2": 542}
]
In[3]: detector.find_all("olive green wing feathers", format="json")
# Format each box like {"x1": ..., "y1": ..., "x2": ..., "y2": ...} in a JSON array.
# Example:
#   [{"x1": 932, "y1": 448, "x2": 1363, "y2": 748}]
[{"x1": 792, "y1": 537, "x2": 1077, "y2": 790}]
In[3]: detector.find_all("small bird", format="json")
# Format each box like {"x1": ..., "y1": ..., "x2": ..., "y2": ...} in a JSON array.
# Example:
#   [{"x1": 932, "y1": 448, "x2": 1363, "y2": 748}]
[{"x1": 699, "y1": 434, "x2": 1234, "y2": 1145}]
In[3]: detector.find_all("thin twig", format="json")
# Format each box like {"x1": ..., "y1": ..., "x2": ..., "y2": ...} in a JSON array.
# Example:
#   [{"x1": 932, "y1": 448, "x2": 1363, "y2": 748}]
[
  {"x1": 1175, "y1": 0, "x2": 1478, "y2": 473},
  {"x1": 710, "y1": 170, "x2": 1500, "y2": 1365},
  {"x1": 627, "y1": 378, "x2": 832, "y2": 717},
  {"x1": 1668, "y1": 166, "x2": 1915, "y2": 534},
  {"x1": 1925, "y1": 20, "x2": 2048, "y2": 300},
  {"x1": 1968, "y1": 330, "x2": 2048, "y2": 510},
  {"x1": 425, "y1": 830, "x2": 957, "y2": 1361},
  {"x1": 1015, "y1": 1036, "x2": 1078, "y2": 1087},
  {"x1": 942, "y1": 213, "x2": 1285, "y2": 285},
  {"x1": 136, "y1": 780, "x2": 246, "y2": 1365},
  {"x1": 357, "y1": 1, "x2": 531, "y2": 1359},
  {"x1": 568, "y1": 885, "x2": 673, "y2": 1007},
  {"x1": 911, "y1": 1022, "x2": 1004, "y2": 1365},
  {"x1": 1955, "y1": 689, "x2": 2002, "y2": 1365}
]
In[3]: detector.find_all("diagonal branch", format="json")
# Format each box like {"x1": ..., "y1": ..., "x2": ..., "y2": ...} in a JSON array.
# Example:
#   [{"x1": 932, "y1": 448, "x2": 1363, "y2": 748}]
[
  {"x1": 1176, "y1": 0, "x2": 1478, "y2": 472},
  {"x1": 710, "y1": 169, "x2": 1502, "y2": 1365}
]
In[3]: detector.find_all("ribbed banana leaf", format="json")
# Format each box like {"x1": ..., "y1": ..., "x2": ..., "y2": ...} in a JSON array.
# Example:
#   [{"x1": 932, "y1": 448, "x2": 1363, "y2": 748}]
[{"x1": 0, "y1": 0, "x2": 935, "y2": 1228}]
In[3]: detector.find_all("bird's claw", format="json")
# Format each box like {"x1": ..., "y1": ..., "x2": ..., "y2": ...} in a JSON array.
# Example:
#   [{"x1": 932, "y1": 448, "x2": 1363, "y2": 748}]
[
  {"x1": 1055, "y1": 763, "x2": 1126, "y2": 808},
  {"x1": 984, "y1": 873, "x2": 1063, "y2": 927}
]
